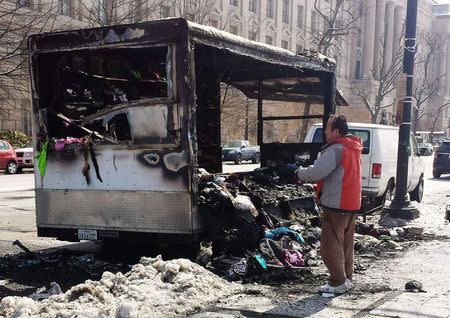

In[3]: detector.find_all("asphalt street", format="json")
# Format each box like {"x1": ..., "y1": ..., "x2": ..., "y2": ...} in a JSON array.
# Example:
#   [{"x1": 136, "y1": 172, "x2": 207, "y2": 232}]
[{"x1": 1, "y1": 157, "x2": 450, "y2": 317}]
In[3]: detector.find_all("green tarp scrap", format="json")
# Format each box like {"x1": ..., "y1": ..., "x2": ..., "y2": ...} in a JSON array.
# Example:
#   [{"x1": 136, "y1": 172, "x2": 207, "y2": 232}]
[{"x1": 35, "y1": 141, "x2": 49, "y2": 179}]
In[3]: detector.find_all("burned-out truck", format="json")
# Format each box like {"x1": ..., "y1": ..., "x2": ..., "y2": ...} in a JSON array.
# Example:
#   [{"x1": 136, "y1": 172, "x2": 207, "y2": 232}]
[{"x1": 28, "y1": 18, "x2": 344, "y2": 242}]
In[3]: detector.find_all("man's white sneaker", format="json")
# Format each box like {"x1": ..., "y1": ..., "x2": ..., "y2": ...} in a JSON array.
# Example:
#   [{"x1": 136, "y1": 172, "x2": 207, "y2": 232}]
[
  {"x1": 319, "y1": 282, "x2": 349, "y2": 294},
  {"x1": 345, "y1": 279, "x2": 354, "y2": 289}
]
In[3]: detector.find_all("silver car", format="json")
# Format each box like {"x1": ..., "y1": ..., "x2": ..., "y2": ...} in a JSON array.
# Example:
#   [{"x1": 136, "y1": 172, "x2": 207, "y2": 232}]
[{"x1": 15, "y1": 141, "x2": 34, "y2": 172}]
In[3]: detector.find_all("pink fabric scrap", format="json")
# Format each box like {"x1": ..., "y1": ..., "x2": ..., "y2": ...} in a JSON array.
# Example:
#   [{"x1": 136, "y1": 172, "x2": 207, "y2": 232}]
[
  {"x1": 282, "y1": 249, "x2": 305, "y2": 267},
  {"x1": 55, "y1": 137, "x2": 82, "y2": 151}
]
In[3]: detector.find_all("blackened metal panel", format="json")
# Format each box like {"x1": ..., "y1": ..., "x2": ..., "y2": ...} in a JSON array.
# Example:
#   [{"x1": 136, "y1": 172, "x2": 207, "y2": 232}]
[
  {"x1": 178, "y1": 28, "x2": 201, "y2": 232},
  {"x1": 194, "y1": 51, "x2": 222, "y2": 173},
  {"x1": 28, "y1": 19, "x2": 189, "y2": 52},
  {"x1": 187, "y1": 21, "x2": 335, "y2": 74}
]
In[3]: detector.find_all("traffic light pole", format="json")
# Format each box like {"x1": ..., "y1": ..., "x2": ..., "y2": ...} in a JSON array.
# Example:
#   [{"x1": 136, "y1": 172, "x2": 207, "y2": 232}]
[{"x1": 382, "y1": 0, "x2": 419, "y2": 219}]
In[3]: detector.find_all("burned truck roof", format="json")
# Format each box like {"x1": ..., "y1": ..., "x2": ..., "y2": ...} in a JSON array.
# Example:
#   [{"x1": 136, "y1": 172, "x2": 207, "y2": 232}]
[
  {"x1": 28, "y1": 18, "x2": 335, "y2": 72},
  {"x1": 28, "y1": 18, "x2": 346, "y2": 106}
]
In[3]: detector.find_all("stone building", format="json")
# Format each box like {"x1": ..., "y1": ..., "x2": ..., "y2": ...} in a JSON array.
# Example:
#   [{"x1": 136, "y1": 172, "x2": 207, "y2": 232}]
[{"x1": 1, "y1": 0, "x2": 449, "y2": 137}]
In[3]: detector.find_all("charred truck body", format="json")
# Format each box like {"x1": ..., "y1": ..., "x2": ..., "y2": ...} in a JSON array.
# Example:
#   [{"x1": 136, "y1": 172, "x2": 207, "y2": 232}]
[{"x1": 28, "y1": 18, "x2": 342, "y2": 242}]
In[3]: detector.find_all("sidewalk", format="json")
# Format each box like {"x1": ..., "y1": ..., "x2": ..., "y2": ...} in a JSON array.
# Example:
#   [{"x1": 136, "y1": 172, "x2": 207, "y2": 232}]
[{"x1": 192, "y1": 170, "x2": 450, "y2": 317}]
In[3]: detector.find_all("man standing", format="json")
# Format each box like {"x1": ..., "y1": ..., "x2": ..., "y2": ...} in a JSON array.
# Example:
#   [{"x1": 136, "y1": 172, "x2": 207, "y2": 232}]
[{"x1": 296, "y1": 115, "x2": 362, "y2": 295}]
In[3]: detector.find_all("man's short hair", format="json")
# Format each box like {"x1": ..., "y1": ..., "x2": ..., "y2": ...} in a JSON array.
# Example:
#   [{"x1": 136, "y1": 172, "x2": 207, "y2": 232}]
[{"x1": 329, "y1": 115, "x2": 348, "y2": 136}]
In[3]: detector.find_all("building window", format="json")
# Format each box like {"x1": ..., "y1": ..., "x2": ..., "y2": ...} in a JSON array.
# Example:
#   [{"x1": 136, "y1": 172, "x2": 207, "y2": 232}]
[
  {"x1": 230, "y1": 25, "x2": 239, "y2": 35},
  {"x1": 16, "y1": 0, "x2": 29, "y2": 7},
  {"x1": 210, "y1": 19, "x2": 219, "y2": 28},
  {"x1": 281, "y1": 40, "x2": 289, "y2": 49},
  {"x1": 160, "y1": 5, "x2": 171, "y2": 18},
  {"x1": 357, "y1": 32, "x2": 362, "y2": 48},
  {"x1": 311, "y1": 10, "x2": 318, "y2": 30},
  {"x1": 266, "y1": 0, "x2": 274, "y2": 18},
  {"x1": 96, "y1": 0, "x2": 107, "y2": 23},
  {"x1": 58, "y1": 0, "x2": 71, "y2": 16},
  {"x1": 355, "y1": 60, "x2": 362, "y2": 79},
  {"x1": 297, "y1": 5, "x2": 304, "y2": 28},
  {"x1": 128, "y1": 0, "x2": 135, "y2": 23},
  {"x1": 266, "y1": 35, "x2": 273, "y2": 45},
  {"x1": 249, "y1": 0, "x2": 257, "y2": 13},
  {"x1": 249, "y1": 31, "x2": 257, "y2": 40},
  {"x1": 230, "y1": 0, "x2": 239, "y2": 7},
  {"x1": 296, "y1": 44, "x2": 303, "y2": 53},
  {"x1": 282, "y1": 0, "x2": 290, "y2": 24}
]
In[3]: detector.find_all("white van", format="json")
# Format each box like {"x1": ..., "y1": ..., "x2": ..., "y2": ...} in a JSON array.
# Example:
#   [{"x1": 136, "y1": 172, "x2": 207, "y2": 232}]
[{"x1": 304, "y1": 123, "x2": 425, "y2": 205}]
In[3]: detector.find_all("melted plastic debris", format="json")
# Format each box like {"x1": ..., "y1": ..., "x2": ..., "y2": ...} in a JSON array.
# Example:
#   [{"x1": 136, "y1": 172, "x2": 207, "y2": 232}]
[{"x1": 0, "y1": 255, "x2": 241, "y2": 318}]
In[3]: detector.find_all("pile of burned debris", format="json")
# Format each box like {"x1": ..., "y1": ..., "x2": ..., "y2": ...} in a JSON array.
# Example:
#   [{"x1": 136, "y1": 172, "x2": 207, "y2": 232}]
[
  {"x1": 196, "y1": 166, "x2": 424, "y2": 282},
  {"x1": 197, "y1": 166, "x2": 321, "y2": 281}
]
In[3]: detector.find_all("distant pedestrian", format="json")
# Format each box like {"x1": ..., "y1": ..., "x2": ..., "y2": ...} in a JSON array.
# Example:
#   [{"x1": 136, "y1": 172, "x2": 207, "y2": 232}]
[{"x1": 296, "y1": 115, "x2": 362, "y2": 295}]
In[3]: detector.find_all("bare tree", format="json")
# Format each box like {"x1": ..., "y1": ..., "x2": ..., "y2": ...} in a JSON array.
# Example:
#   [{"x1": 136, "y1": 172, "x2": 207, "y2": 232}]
[
  {"x1": 0, "y1": 0, "x2": 74, "y2": 121},
  {"x1": 423, "y1": 101, "x2": 450, "y2": 140},
  {"x1": 352, "y1": 32, "x2": 404, "y2": 123},
  {"x1": 311, "y1": 0, "x2": 360, "y2": 56},
  {"x1": 220, "y1": 84, "x2": 258, "y2": 144},
  {"x1": 75, "y1": 0, "x2": 164, "y2": 27},
  {"x1": 172, "y1": 0, "x2": 216, "y2": 25},
  {"x1": 412, "y1": 32, "x2": 447, "y2": 131}
]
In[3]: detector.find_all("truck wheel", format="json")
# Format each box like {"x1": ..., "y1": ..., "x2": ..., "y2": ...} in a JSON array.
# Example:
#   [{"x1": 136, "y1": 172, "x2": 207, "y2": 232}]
[
  {"x1": 234, "y1": 154, "x2": 242, "y2": 165},
  {"x1": 252, "y1": 153, "x2": 260, "y2": 164},
  {"x1": 433, "y1": 171, "x2": 441, "y2": 179},
  {"x1": 5, "y1": 161, "x2": 18, "y2": 174},
  {"x1": 410, "y1": 177, "x2": 424, "y2": 203}
]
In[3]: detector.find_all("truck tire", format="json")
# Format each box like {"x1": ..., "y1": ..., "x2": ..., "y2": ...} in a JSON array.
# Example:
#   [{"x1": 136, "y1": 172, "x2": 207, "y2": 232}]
[
  {"x1": 252, "y1": 153, "x2": 260, "y2": 164},
  {"x1": 433, "y1": 171, "x2": 441, "y2": 179},
  {"x1": 234, "y1": 154, "x2": 242, "y2": 165},
  {"x1": 409, "y1": 177, "x2": 424, "y2": 203}
]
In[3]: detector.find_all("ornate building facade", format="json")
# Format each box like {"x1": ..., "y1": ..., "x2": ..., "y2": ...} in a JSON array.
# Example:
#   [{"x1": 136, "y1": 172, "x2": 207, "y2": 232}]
[{"x1": 1, "y1": 0, "x2": 449, "y2": 136}]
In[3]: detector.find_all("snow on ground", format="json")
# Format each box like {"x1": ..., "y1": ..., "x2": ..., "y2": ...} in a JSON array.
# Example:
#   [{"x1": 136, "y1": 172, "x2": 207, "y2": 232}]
[{"x1": 0, "y1": 255, "x2": 241, "y2": 318}]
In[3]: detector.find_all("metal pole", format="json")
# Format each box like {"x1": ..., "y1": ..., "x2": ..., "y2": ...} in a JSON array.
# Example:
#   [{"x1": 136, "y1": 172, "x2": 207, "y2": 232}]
[
  {"x1": 245, "y1": 97, "x2": 249, "y2": 141},
  {"x1": 382, "y1": 0, "x2": 419, "y2": 220},
  {"x1": 257, "y1": 80, "x2": 263, "y2": 146}
]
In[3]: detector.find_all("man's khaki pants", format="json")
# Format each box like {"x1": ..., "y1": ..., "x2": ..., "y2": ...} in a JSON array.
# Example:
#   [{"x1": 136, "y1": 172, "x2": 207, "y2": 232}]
[{"x1": 320, "y1": 206, "x2": 356, "y2": 286}]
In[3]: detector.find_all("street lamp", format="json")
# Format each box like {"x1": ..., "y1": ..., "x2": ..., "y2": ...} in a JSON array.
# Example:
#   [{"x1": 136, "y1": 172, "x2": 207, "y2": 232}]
[{"x1": 381, "y1": 0, "x2": 420, "y2": 220}]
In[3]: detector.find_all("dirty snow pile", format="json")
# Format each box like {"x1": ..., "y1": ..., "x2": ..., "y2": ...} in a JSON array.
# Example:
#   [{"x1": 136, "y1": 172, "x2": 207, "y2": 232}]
[{"x1": 0, "y1": 255, "x2": 241, "y2": 318}]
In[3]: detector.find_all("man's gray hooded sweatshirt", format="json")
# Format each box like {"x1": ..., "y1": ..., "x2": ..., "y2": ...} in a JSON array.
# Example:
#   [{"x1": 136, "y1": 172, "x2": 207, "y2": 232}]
[{"x1": 296, "y1": 135, "x2": 363, "y2": 211}]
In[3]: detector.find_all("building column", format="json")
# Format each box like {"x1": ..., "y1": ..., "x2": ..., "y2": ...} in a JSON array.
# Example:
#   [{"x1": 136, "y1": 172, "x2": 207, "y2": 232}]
[
  {"x1": 373, "y1": 0, "x2": 386, "y2": 73},
  {"x1": 242, "y1": 0, "x2": 249, "y2": 37},
  {"x1": 275, "y1": 0, "x2": 283, "y2": 46},
  {"x1": 383, "y1": 1, "x2": 395, "y2": 73},
  {"x1": 259, "y1": 0, "x2": 267, "y2": 42},
  {"x1": 392, "y1": 6, "x2": 404, "y2": 61},
  {"x1": 362, "y1": 1, "x2": 376, "y2": 77},
  {"x1": 445, "y1": 40, "x2": 450, "y2": 96}
]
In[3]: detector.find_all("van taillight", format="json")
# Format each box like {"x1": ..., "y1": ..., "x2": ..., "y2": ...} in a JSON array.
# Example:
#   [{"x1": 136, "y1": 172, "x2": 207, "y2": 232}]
[{"x1": 372, "y1": 163, "x2": 382, "y2": 178}]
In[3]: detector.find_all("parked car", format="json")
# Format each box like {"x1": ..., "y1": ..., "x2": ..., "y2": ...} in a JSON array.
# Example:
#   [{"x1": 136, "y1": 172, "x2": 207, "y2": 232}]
[
  {"x1": 418, "y1": 142, "x2": 433, "y2": 156},
  {"x1": 304, "y1": 123, "x2": 425, "y2": 204},
  {"x1": 433, "y1": 141, "x2": 450, "y2": 178},
  {"x1": 222, "y1": 140, "x2": 260, "y2": 164},
  {"x1": 15, "y1": 141, "x2": 34, "y2": 172},
  {"x1": 0, "y1": 140, "x2": 19, "y2": 174}
]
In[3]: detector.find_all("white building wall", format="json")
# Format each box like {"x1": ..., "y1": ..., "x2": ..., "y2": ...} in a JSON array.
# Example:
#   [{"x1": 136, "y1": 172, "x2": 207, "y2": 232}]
[{"x1": 1, "y1": 0, "x2": 449, "y2": 133}]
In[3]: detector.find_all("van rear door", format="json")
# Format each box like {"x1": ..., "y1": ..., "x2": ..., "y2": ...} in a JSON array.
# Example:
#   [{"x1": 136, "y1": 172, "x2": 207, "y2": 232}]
[
  {"x1": 348, "y1": 128, "x2": 371, "y2": 189},
  {"x1": 309, "y1": 127, "x2": 371, "y2": 188}
]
